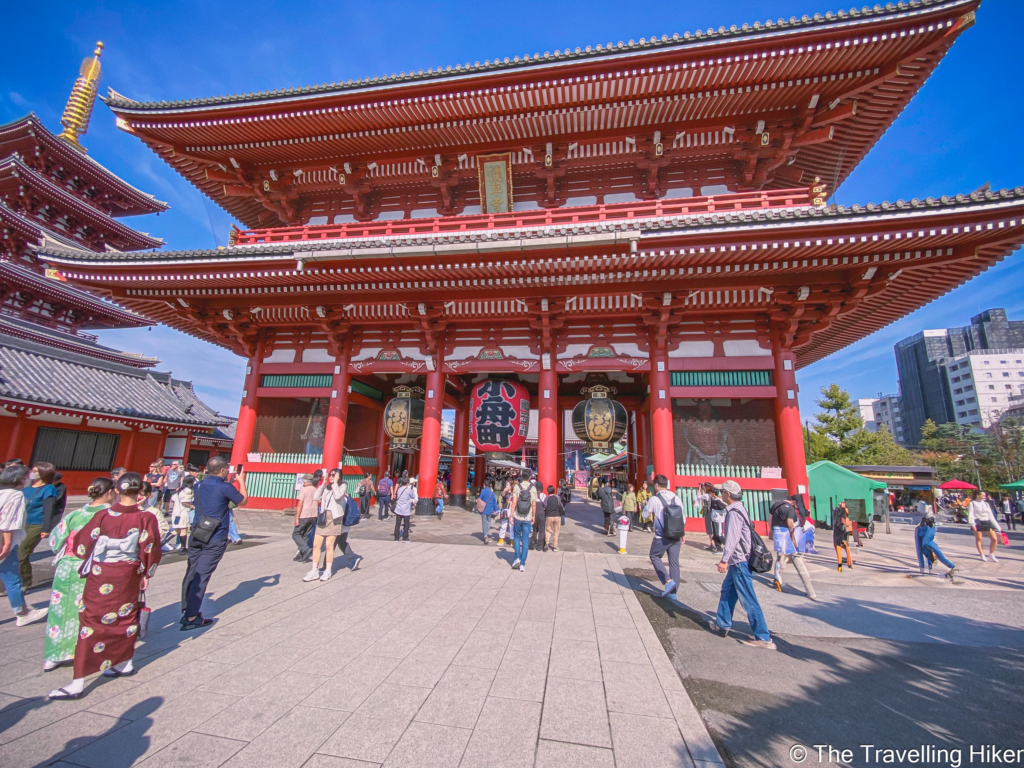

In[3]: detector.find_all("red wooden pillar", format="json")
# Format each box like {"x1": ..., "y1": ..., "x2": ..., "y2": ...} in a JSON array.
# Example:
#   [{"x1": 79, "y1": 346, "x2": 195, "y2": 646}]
[
  {"x1": 123, "y1": 427, "x2": 138, "y2": 473},
  {"x1": 474, "y1": 455, "x2": 486, "y2": 488},
  {"x1": 156, "y1": 430, "x2": 168, "y2": 465},
  {"x1": 450, "y1": 394, "x2": 470, "y2": 508},
  {"x1": 230, "y1": 335, "x2": 265, "y2": 467},
  {"x1": 538, "y1": 361, "x2": 558, "y2": 492},
  {"x1": 181, "y1": 432, "x2": 193, "y2": 469},
  {"x1": 772, "y1": 330, "x2": 809, "y2": 503},
  {"x1": 5, "y1": 414, "x2": 26, "y2": 462},
  {"x1": 322, "y1": 338, "x2": 352, "y2": 471},
  {"x1": 649, "y1": 338, "x2": 675, "y2": 483},
  {"x1": 555, "y1": 406, "x2": 563, "y2": 483},
  {"x1": 416, "y1": 334, "x2": 446, "y2": 515},
  {"x1": 636, "y1": 406, "x2": 651, "y2": 488},
  {"x1": 374, "y1": 409, "x2": 389, "y2": 479}
]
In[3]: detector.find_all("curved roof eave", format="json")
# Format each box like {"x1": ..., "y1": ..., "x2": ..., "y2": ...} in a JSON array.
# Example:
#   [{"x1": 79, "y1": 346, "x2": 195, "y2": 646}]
[{"x1": 103, "y1": 0, "x2": 976, "y2": 115}]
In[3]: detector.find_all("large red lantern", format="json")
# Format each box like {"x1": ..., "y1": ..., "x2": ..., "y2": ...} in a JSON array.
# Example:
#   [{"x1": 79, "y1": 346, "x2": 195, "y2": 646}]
[{"x1": 470, "y1": 378, "x2": 530, "y2": 454}]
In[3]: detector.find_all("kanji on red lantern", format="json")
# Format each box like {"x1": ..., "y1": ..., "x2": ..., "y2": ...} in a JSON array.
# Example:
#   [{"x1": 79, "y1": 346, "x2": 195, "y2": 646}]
[{"x1": 470, "y1": 378, "x2": 530, "y2": 453}]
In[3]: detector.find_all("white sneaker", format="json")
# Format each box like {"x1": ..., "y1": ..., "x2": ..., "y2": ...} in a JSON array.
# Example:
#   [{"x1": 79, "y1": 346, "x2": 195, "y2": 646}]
[
  {"x1": 519, "y1": 564, "x2": 525, "y2": 573},
  {"x1": 320, "y1": 570, "x2": 333, "y2": 582},
  {"x1": 511, "y1": 559, "x2": 520, "y2": 569},
  {"x1": 981, "y1": 554, "x2": 988, "y2": 562},
  {"x1": 16, "y1": 607, "x2": 48, "y2": 627},
  {"x1": 990, "y1": 554, "x2": 999, "y2": 563},
  {"x1": 302, "y1": 569, "x2": 321, "y2": 582},
  {"x1": 660, "y1": 579, "x2": 678, "y2": 598}
]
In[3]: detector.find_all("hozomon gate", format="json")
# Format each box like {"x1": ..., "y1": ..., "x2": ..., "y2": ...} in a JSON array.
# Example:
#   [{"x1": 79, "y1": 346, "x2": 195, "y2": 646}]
[{"x1": 30, "y1": 0, "x2": 1024, "y2": 520}]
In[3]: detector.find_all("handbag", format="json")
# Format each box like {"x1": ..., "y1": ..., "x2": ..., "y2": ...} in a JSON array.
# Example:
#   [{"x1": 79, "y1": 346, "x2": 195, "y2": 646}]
[
  {"x1": 1001, "y1": 531, "x2": 1010, "y2": 546},
  {"x1": 189, "y1": 481, "x2": 220, "y2": 545},
  {"x1": 138, "y1": 590, "x2": 151, "y2": 640},
  {"x1": 475, "y1": 496, "x2": 487, "y2": 513}
]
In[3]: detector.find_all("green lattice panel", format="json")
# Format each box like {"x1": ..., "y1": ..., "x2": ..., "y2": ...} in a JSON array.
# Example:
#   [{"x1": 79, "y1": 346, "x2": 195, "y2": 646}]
[
  {"x1": 675, "y1": 487, "x2": 775, "y2": 522},
  {"x1": 351, "y1": 380, "x2": 384, "y2": 401},
  {"x1": 260, "y1": 374, "x2": 332, "y2": 388},
  {"x1": 671, "y1": 370, "x2": 774, "y2": 387},
  {"x1": 247, "y1": 471, "x2": 299, "y2": 500}
]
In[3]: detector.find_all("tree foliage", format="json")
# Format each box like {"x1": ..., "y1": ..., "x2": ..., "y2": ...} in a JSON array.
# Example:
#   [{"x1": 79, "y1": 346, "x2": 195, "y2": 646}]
[
  {"x1": 804, "y1": 384, "x2": 920, "y2": 466},
  {"x1": 802, "y1": 385, "x2": 1024, "y2": 490},
  {"x1": 918, "y1": 416, "x2": 1024, "y2": 489}
]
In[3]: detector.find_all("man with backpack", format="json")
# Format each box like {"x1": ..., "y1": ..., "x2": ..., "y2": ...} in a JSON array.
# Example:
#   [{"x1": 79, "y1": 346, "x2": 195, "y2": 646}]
[
  {"x1": 377, "y1": 472, "x2": 393, "y2": 521},
  {"x1": 511, "y1": 472, "x2": 537, "y2": 572},
  {"x1": 644, "y1": 474, "x2": 686, "y2": 599},
  {"x1": 708, "y1": 480, "x2": 775, "y2": 650},
  {"x1": 769, "y1": 494, "x2": 817, "y2": 601}
]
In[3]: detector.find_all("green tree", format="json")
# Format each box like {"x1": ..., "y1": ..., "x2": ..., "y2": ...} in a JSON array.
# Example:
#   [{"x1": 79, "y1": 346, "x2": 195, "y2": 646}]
[
  {"x1": 854, "y1": 425, "x2": 920, "y2": 466},
  {"x1": 813, "y1": 384, "x2": 864, "y2": 446},
  {"x1": 979, "y1": 417, "x2": 1024, "y2": 487},
  {"x1": 803, "y1": 384, "x2": 921, "y2": 466}
]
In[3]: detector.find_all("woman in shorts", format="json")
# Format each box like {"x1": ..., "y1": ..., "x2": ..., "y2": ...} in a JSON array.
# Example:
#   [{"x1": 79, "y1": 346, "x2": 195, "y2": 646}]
[{"x1": 968, "y1": 490, "x2": 1001, "y2": 562}]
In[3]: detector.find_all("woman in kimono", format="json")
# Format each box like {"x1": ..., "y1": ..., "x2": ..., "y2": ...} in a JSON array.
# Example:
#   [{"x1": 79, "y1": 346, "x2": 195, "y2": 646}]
[
  {"x1": 43, "y1": 478, "x2": 116, "y2": 671},
  {"x1": 48, "y1": 473, "x2": 161, "y2": 699}
]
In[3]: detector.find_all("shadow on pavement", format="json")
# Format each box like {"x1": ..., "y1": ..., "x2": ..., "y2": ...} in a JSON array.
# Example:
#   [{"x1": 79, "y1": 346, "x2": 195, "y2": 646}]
[{"x1": 629, "y1": 577, "x2": 1024, "y2": 768}]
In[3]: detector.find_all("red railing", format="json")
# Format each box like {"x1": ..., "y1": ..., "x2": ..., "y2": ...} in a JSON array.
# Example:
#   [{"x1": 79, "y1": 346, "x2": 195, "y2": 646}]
[{"x1": 234, "y1": 187, "x2": 813, "y2": 246}]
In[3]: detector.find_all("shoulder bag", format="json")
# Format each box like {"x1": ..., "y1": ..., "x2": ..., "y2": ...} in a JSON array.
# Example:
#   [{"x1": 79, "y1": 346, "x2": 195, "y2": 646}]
[{"x1": 189, "y1": 481, "x2": 221, "y2": 545}]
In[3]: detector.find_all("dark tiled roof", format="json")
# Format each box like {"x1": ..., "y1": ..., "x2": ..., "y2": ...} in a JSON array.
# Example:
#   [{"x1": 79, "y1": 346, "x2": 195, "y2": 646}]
[
  {"x1": 0, "y1": 334, "x2": 224, "y2": 427},
  {"x1": 0, "y1": 316, "x2": 159, "y2": 368},
  {"x1": 104, "y1": 0, "x2": 972, "y2": 112},
  {"x1": 33, "y1": 186, "x2": 1024, "y2": 265}
]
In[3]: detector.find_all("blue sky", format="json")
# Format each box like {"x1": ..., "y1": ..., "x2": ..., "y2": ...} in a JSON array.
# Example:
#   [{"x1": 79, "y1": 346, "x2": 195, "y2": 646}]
[{"x1": 3, "y1": 0, "x2": 1023, "y2": 418}]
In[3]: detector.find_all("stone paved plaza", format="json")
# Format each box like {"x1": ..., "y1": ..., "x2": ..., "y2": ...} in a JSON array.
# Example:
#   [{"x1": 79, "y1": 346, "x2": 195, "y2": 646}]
[
  {"x1": 0, "y1": 505, "x2": 724, "y2": 768},
  {"x1": 3, "y1": 495, "x2": 1024, "y2": 767}
]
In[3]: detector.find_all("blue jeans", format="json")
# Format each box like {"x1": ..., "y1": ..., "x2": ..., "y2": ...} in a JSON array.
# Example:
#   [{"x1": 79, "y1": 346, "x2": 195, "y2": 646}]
[
  {"x1": 228, "y1": 514, "x2": 241, "y2": 543},
  {"x1": 435, "y1": 499, "x2": 444, "y2": 515},
  {"x1": 918, "y1": 543, "x2": 955, "y2": 570},
  {"x1": 716, "y1": 562, "x2": 771, "y2": 642},
  {"x1": 0, "y1": 545, "x2": 24, "y2": 614},
  {"x1": 513, "y1": 519, "x2": 532, "y2": 564},
  {"x1": 481, "y1": 513, "x2": 492, "y2": 539}
]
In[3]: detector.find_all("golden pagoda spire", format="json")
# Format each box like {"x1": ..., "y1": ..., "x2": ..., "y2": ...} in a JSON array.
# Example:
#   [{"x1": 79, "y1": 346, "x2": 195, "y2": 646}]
[{"x1": 58, "y1": 41, "x2": 104, "y2": 152}]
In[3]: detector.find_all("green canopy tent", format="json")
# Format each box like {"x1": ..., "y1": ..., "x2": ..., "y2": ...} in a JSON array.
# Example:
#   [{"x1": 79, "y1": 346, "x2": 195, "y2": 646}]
[
  {"x1": 999, "y1": 479, "x2": 1024, "y2": 491},
  {"x1": 807, "y1": 461, "x2": 887, "y2": 524}
]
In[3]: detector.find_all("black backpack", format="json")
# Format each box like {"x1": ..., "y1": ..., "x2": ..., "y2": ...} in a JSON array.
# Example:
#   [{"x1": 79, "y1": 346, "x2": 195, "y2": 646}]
[
  {"x1": 658, "y1": 493, "x2": 686, "y2": 540},
  {"x1": 747, "y1": 516, "x2": 774, "y2": 574},
  {"x1": 515, "y1": 484, "x2": 533, "y2": 517}
]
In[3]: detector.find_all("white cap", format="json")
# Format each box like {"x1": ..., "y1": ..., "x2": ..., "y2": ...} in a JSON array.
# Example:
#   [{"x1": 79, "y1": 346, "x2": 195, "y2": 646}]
[{"x1": 721, "y1": 480, "x2": 741, "y2": 496}]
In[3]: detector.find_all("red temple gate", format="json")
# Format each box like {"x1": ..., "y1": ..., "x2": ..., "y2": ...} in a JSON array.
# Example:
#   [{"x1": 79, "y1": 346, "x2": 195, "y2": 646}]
[{"x1": 29, "y1": 0, "x2": 1024, "y2": 524}]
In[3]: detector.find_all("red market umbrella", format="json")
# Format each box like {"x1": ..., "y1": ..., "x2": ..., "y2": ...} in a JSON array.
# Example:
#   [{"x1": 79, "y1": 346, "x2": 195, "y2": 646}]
[{"x1": 938, "y1": 479, "x2": 978, "y2": 490}]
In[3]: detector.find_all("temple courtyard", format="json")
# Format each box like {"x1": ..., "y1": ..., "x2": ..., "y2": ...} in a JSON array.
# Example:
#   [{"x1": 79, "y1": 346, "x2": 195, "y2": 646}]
[{"x1": 2, "y1": 495, "x2": 1023, "y2": 768}]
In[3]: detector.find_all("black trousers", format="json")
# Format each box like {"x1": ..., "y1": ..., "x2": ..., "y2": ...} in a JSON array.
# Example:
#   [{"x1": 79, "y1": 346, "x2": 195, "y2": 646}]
[
  {"x1": 182, "y1": 536, "x2": 228, "y2": 618},
  {"x1": 531, "y1": 516, "x2": 547, "y2": 549},
  {"x1": 359, "y1": 494, "x2": 370, "y2": 517},
  {"x1": 292, "y1": 518, "x2": 316, "y2": 556},
  {"x1": 393, "y1": 515, "x2": 411, "y2": 541},
  {"x1": 378, "y1": 497, "x2": 391, "y2": 520}
]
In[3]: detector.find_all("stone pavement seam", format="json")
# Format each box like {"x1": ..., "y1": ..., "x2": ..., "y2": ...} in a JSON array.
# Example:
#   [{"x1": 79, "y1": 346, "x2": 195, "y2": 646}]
[{"x1": 603, "y1": 551, "x2": 727, "y2": 767}]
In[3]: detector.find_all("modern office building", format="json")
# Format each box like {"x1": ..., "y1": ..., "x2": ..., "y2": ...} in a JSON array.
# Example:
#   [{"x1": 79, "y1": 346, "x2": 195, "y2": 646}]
[
  {"x1": 896, "y1": 309, "x2": 1024, "y2": 443},
  {"x1": 945, "y1": 350, "x2": 1024, "y2": 428},
  {"x1": 857, "y1": 395, "x2": 907, "y2": 444}
]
